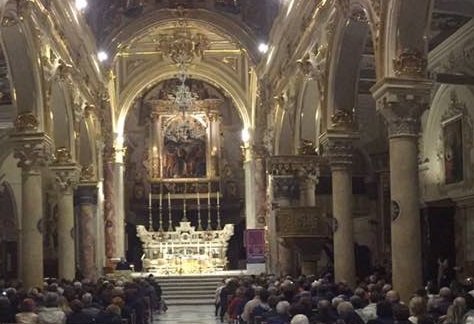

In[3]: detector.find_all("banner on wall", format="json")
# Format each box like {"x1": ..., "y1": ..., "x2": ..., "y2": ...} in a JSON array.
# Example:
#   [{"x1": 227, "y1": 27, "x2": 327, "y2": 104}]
[{"x1": 244, "y1": 229, "x2": 265, "y2": 264}]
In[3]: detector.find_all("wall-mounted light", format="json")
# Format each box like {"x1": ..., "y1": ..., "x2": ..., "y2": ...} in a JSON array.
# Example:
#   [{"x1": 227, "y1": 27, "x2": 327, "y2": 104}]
[
  {"x1": 97, "y1": 51, "x2": 108, "y2": 62},
  {"x1": 75, "y1": 0, "x2": 87, "y2": 11},
  {"x1": 258, "y1": 43, "x2": 269, "y2": 54},
  {"x1": 241, "y1": 128, "x2": 251, "y2": 143}
]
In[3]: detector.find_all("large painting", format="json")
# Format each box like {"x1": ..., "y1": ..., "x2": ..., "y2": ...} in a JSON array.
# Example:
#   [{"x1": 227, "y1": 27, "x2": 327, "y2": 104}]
[
  {"x1": 162, "y1": 116, "x2": 207, "y2": 178},
  {"x1": 443, "y1": 118, "x2": 463, "y2": 184}
]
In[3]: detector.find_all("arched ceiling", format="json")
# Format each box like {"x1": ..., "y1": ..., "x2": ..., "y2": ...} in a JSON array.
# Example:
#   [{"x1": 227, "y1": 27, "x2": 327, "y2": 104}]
[{"x1": 86, "y1": 1, "x2": 280, "y2": 61}]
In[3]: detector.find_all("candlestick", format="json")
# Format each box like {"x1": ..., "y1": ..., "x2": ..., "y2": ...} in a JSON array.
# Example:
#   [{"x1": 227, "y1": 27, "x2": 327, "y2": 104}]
[
  {"x1": 167, "y1": 192, "x2": 173, "y2": 231},
  {"x1": 207, "y1": 184, "x2": 212, "y2": 230},
  {"x1": 148, "y1": 192, "x2": 153, "y2": 230},
  {"x1": 182, "y1": 190, "x2": 188, "y2": 222},
  {"x1": 216, "y1": 191, "x2": 221, "y2": 230},
  {"x1": 197, "y1": 185, "x2": 202, "y2": 230},
  {"x1": 159, "y1": 193, "x2": 163, "y2": 231}
]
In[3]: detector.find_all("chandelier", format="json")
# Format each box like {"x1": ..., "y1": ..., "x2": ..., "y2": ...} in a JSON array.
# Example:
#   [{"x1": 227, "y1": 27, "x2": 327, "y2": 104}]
[{"x1": 173, "y1": 56, "x2": 198, "y2": 114}]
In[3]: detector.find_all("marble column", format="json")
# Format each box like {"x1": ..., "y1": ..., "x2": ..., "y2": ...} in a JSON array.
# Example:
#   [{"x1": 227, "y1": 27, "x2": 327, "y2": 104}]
[
  {"x1": 50, "y1": 149, "x2": 80, "y2": 280},
  {"x1": 243, "y1": 145, "x2": 268, "y2": 274},
  {"x1": 321, "y1": 117, "x2": 358, "y2": 287},
  {"x1": 76, "y1": 184, "x2": 97, "y2": 281},
  {"x1": 372, "y1": 78, "x2": 431, "y2": 302},
  {"x1": 11, "y1": 129, "x2": 52, "y2": 288},
  {"x1": 103, "y1": 144, "x2": 126, "y2": 267},
  {"x1": 103, "y1": 146, "x2": 117, "y2": 266}
]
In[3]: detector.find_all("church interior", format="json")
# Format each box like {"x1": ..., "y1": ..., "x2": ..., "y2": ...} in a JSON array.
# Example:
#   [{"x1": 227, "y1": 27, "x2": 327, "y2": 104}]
[{"x1": 0, "y1": 0, "x2": 474, "y2": 321}]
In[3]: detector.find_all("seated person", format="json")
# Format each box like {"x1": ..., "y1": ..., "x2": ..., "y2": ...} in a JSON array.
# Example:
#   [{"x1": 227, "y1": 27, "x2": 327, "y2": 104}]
[{"x1": 115, "y1": 257, "x2": 131, "y2": 270}]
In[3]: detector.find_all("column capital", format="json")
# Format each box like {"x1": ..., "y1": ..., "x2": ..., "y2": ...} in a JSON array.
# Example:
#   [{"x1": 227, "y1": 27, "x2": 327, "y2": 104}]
[
  {"x1": 267, "y1": 155, "x2": 320, "y2": 178},
  {"x1": 320, "y1": 129, "x2": 359, "y2": 169},
  {"x1": 50, "y1": 148, "x2": 80, "y2": 194},
  {"x1": 11, "y1": 132, "x2": 53, "y2": 172},
  {"x1": 371, "y1": 77, "x2": 432, "y2": 138}
]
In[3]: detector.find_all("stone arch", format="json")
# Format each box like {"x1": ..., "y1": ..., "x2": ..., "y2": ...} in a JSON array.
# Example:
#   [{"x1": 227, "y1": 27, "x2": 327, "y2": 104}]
[
  {"x1": 327, "y1": 7, "x2": 374, "y2": 119},
  {"x1": 421, "y1": 84, "x2": 474, "y2": 191},
  {"x1": 295, "y1": 79, "x2": 322, "y2": 149},
  {"x1": 383, "y1": 0, "x2": 433, "y2": 77},
  {"x1": 50, "y1": 81, "x2": 74, "y2": 154},
  {"x1": 116, "y1": 61, "x2": 251, "y2": 144},
  {"x1": 0, "y1": 17, "x2": 46, "y2": 130},
  {"x1": 104, "y1": 9, "x2": 260, "y2": 65}
]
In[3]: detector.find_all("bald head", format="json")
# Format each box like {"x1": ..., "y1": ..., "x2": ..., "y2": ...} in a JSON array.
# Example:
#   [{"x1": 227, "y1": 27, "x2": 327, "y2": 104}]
[{"x1": 386, "y1": 290, "x2": 400, "y2": 303}]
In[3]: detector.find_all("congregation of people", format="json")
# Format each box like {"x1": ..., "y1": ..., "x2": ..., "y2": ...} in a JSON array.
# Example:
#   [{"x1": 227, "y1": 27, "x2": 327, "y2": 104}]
[
  {"x1": 0, "y1": 275, "x2": 163, "y2": 324},
  {"x1": 214, "y1": 273, "x2": 474, "y2": 324}
]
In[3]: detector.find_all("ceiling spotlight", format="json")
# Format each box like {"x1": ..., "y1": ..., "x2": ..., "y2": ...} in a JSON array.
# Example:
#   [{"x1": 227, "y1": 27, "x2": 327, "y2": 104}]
[
  {"x1": 258, "y1": 43, "x2": 269, "y2": 54},
  {"x1": 75, "y1": 0, "x2": 87, "y2": 10},
  {"x1": 97, "y1": 51, "x2": 108, "y2": 62}
]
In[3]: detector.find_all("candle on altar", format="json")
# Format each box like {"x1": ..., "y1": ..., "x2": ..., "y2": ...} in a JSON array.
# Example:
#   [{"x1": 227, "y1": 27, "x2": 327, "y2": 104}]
[
  {"x1": 159, "y1": 193, "x2": 162, "y2": 208},
  {"x1": 168, "y1": 192, "x2": 171, "y2": 206},
  {"x1": 197, "y1": 188, "x2": 200, "y2": 206},
  {"x1": 217, "y1": 191, "x2": 220, "y2": 205},
  {"x1": 207, "y1": 190, "x2": 211, "y2": 206},
  {"x1": 148, "y1": 192, "x2": 151, "y2": 207}
]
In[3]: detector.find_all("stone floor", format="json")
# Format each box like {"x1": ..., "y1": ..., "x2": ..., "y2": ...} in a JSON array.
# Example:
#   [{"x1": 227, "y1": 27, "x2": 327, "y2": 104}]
[{"x1": 153, "y1": 304, "x2": 222, "y2": 323}]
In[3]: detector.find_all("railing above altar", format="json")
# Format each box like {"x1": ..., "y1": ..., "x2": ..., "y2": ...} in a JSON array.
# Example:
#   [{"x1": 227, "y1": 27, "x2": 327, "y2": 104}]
[{"x1": 137, "y1": 222, "x2": 234, "y2": 275}]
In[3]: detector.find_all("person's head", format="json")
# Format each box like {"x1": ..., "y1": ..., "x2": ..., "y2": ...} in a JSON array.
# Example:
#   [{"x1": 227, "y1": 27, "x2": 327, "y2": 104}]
[
  {"x1": 409, "y1": 296, "x2": 426, "y2": 317},
  {"x1": 377, "y1": 301, "x2": 394, "y2": 318},
  {"x1": 44, "y1": 292, "x2": 59, "y2": 308},
  {"x1": 81, "y1": 293, "x2": 93, "y2": 305},
  {"x1": 276, "y1": 300, "x2": 291, "y2": 315},
  {"x1": 105, "y1": 304, "x2": 121, "y2": 316},
  {"x1": 268, "y1": 295, "x2": 280, "y2": 309},
  {"x1": 235, "y1": 287, "x2": 245, "y2": 298},
  {"x1": 386, "y1": 290, "x2": 400, "y2": 303},
  {"x1": 69, "y1": 299, "x2": 83, "y2": 313},
  {"x1": 369, "y1": 291, "x2": 383, "y2": 304},
  {"x1": 259, "y1": 288, "x2": 270, "y2": 303},
  {"x1": 439, "y1": 287, "x2": 452, "y2": 300},
  {"x1": 20, "y1": 298, "x2": 36, "y2": 312},
  {"x1": 393, "y1": 303, "x2": 410, "y2": 322},
  {"x1": 337, "y1": 301, "x2": 354, "y2": 316},
  {"x1": 350, "y1": 295, "x2": 365, "y2": 310},
  {"x1": 291, "y1": 314, "x2": 310, "y2": 324}
]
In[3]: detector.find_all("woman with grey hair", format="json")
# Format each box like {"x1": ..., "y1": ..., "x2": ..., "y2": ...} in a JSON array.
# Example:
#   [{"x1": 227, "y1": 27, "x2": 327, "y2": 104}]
[{"x1": 38, "y1": 292, "x2": 66, "y2": 324}]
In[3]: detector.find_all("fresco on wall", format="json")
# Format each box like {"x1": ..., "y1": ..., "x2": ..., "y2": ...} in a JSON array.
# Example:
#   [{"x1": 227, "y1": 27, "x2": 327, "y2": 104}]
[
  {"x1": 162, "y1": 116, "x2": 207, "y2": 178},
  {"x1": 444, "y1": 118, "x2": 463, "y2": 184}
]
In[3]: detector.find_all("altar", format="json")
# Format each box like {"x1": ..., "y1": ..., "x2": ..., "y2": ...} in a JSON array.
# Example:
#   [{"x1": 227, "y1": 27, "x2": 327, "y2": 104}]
[{"x1": 137, "y1": 222, "x2": 234, "y2": 275}]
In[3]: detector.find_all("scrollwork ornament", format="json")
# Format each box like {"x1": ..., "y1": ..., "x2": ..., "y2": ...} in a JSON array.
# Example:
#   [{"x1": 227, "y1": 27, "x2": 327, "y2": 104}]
[
  {"x1": 14, "y1": 141, "x2": 51, "y2": 171},
  {"x1": 331, "y1": 110, "x2": 356, "y2": 130},
  {"x1": 14, "y1": 112, "x2": 39, "y2": 132},
  {"x1": 51, "y1": 167, "x2": 80, "y2": 194},
  {"x1": 52, "y1": 147, "x2": 73, "y2": 165},
  {"x1": 393, "y1": 48, "x2": 427, "y2": 78}
]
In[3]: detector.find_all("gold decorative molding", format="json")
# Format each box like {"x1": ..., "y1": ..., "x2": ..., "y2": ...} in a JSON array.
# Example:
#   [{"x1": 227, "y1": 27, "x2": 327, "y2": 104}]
[
  {"x1": 52, "y1": 147, "x2": 73, "y2": 165},
  {"x1": 331, "y1": 110, "x2": 356, "y2": 130},
  {"x1": 267, "y1": 155, "x2": 320, "y2": 177},
  {"x1": 298, "y1": 139, "x2": 318, "y2": 156},
  {"x1": 276, "y1": 207, "x2": 330, "y2": 238},
  {"x1": 157, "y1": 30, "x2": 210, "y2": 64},
  {"x1": 14, "y1": 112, "x2": 39, "y2": 132},
  {"x1": 80, "y1": 165, "x2": 95, "y2": 182},
  {"x1": 393, "y1": 48, "x2": 427, "y2": 78}
]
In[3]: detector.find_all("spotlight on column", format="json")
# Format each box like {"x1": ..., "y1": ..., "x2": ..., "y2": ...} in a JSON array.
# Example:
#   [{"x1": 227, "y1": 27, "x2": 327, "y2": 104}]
[
  {"x1": 258, "y1": 43, "x2": 269, "y2": 54},
  {"x1": 75, "y1": 0, "x2": 88, "y2": 10},
  {"x1": 97, "y1": 51, "x2": 109, "y2": 62}
]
